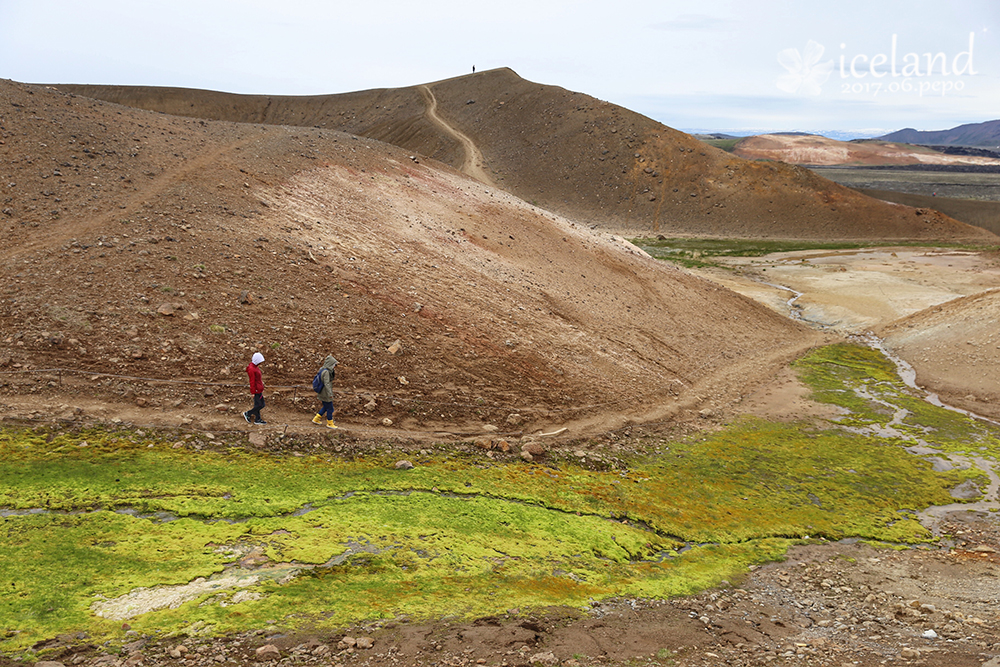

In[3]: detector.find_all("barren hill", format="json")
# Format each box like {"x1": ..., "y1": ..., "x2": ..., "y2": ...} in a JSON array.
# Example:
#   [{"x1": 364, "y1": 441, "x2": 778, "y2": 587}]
[
  {"x1": 58, "y1": 69, "x2": 994, "y2": 242},
  {"x1": 733, "y1": 133, "x2": 1000, "y2": 167},
  {"x1": 0, "y1": 78, "x2": 822, "y2": 435},
  {"x1": 880, "y1": 286, "x2": 1000, "y2": 421}
]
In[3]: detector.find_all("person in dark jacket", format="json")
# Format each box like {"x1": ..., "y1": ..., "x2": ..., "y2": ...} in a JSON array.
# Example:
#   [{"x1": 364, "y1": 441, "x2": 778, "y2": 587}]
[
  {"x1": 311, "y1": 355, "x2": 339, "y2": 429},
  {"x1": 243, "y1": 352, "x2": 266, "y2": 425}
]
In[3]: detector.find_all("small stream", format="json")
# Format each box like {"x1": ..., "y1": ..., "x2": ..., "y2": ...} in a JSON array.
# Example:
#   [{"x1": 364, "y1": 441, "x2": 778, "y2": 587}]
[
  {"x1": 759, "y1": 281, "x2": 807, "y2": 322},
  {"x1": 762, "y1": 278, "x2": 1000, "y2": 534}
]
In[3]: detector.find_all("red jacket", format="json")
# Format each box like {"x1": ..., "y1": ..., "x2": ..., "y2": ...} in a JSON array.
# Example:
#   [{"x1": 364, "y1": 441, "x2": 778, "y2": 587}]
[{"x1": 246, "y1": 362, "x2": 263, "y2": 394}]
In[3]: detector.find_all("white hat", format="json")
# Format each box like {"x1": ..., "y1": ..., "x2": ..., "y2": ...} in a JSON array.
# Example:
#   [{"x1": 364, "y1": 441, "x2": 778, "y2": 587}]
[{"x1": 252, "y1": 352, "x2": 265, "y2": 365}]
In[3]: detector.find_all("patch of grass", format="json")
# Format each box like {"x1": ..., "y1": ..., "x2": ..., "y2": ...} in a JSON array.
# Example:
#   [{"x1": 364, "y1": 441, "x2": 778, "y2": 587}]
[
  {"x1": 794, "y1": 343, "x2": 1000, "y2": 459},
  {"x1": 0, "y1": 390, "x2": 968, "y2": 652},
  {"x1": 701, "y1": 138, "x2": 740, "y2": 152},
  {"x1": 208, "y1": 324, "x2": 226, "y2": 334},
  {"x1": 2, "y1": 343, "x2": 993, "y2": 652},
  {"x1": 630, "y1": 237, "x2": 1000, "y2": 269}
]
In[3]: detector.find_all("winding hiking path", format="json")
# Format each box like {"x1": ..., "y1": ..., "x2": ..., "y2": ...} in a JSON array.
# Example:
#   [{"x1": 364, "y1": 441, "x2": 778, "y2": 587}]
[{"x1": 419, "y1": 85, "x2": 495, "y2": 187}]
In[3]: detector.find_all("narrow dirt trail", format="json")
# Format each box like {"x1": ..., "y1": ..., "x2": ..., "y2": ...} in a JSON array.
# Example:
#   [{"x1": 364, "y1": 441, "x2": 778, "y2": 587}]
[{"x1": 419, "y1": 85, "x2": 496, "y2": 187}]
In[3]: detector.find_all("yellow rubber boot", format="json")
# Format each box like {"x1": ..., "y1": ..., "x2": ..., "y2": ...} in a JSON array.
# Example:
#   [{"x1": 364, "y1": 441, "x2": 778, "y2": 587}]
[
  {"x1": 311, "y1": 414, "x2": 323, "y2": 425},
  {"x1": 326, "y1": 419, "x2": 338, "y2": 429}
]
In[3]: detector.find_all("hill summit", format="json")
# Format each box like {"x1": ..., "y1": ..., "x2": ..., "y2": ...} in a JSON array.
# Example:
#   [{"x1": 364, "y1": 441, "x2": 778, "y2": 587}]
[{"x1": 60, "y1": 68, "x2": 992, "y2": 242}]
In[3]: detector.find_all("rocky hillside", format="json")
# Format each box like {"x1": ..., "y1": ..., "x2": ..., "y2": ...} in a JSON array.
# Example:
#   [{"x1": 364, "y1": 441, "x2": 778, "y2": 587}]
[
  {"x1": 59, "y1": 69, "x2": 994, "y2": 242},
  {"x1": 0, "y1": 78, "x2": 821, "y2": 435}
]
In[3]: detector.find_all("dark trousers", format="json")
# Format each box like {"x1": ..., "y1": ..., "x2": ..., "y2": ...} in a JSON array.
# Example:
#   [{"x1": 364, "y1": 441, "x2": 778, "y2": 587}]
[
  {"x1": 248, "y1": 393, "x2": 265, "y2": 421},
  {"x1": 320, "y1": 400, "x2": 334, "y2": 420}
]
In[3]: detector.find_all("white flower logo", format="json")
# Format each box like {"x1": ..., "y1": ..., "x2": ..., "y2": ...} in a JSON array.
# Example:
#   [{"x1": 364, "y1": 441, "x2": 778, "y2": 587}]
[{"x1": 777, "y1": 40, "x2": 834, "y2": 96}]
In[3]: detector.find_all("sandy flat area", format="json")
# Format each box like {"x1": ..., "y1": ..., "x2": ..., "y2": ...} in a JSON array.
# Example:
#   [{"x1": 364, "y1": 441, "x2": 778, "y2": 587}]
[{"x1": 690, "y1": 247, "x2": 1000, "y2": 419}]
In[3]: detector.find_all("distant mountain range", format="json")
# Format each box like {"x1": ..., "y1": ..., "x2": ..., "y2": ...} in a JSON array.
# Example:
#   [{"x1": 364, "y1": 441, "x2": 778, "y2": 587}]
[{"x1": 880, "y1": 119, "x2": 1000, "y2": 148}]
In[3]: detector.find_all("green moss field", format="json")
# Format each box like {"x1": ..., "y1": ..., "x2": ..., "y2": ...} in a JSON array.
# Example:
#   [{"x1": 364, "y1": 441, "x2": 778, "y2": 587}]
[{"x1": 0, "y1": 343, "x2": 994, "y2": 655}]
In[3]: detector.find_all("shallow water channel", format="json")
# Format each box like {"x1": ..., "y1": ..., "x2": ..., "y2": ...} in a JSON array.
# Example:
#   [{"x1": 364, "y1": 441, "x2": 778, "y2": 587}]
[{"x1": 761, "y1": 278, "x2": 1000, "y2": 534}]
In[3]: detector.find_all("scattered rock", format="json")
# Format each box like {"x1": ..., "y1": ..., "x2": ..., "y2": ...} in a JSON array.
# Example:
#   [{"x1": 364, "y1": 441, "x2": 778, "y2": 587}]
[
  {"x1": 528, "y1": 650, "x2": 558, "y2": 666},
  {"x1": 156, "y1": 303, "x2": 174, "y2": 316},
  {"x1": 382, "y1": 417, "x2": 393, "y2": 426},
  {"x1": 387, "y1": 339, "x2": 402, "y2": 355},
  {"x1": 522, "y1": 441, "x2": 545, "y2": 457},
  {"x1": 394, "y1": 460, "x2": 413, "y2": 470},
  {"x1": 337, "y1": 637, "x2": 357, "y2": 650},
  {"x1": 355, "y1": 637, "x2": 374, "y2": 649},
  {"x1": 397, "y1": 376, "x2": 408, "y2": 385},
  {"x1": 255, "y1": 644, "x2": 281, "y2": 661},
  {"x1": 248, "y1": 432, "x2": 267, "y2": 447}
]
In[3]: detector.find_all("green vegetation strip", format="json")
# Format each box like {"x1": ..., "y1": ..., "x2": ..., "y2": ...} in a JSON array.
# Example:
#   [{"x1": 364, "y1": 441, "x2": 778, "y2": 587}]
[
  {"x1": 794, "y1": 343, "x2": 1000, "y2": 460},
  {"x1": 0, "y1": 343, "x2": 991, "y2": 655},
  {"x1": 630, "y1": 237, "x2": 1000, "y2": 269}
]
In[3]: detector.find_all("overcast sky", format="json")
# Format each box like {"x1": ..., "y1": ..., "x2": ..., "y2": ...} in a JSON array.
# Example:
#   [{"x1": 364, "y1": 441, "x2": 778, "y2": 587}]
[{"x1": 2, "y1": 0, "x2": 997, "y2": 138}]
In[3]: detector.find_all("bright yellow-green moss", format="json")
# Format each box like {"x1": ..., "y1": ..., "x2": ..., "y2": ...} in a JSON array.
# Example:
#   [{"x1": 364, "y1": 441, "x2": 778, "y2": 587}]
[
  {"x1": 0, "y1": 343, "x2": 990, "y2": 653},
  {"x1": 794, "y1": 343, "x2": 1000, "y2": 459}
]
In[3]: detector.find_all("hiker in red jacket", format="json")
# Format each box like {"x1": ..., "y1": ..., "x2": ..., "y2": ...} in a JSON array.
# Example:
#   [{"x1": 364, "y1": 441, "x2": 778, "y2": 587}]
[{"x1": 243, "y1": 352, "x2": 266, "y2": 425}]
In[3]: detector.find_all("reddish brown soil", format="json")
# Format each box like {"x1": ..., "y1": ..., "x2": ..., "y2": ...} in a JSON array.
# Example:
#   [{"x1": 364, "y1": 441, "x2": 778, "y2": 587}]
[
  {"x1": 0, "y1": 77, "x2": 827, "y2": 438},
  {"x1": 59, "y1": 69, "x2": 994, "y2": 242}
]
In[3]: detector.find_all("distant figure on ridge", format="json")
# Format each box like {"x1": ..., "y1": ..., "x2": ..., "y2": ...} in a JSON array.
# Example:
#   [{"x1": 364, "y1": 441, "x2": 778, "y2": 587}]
[
  {"x1": 243, "y1": 352, "x2": 266, "y2": 425},
  {"x1": 472, "y1": 65, "x2": 475, "y2": 73},
  {"x1": 311, "y1": 355, "x2": 339, "y2": 429}
]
